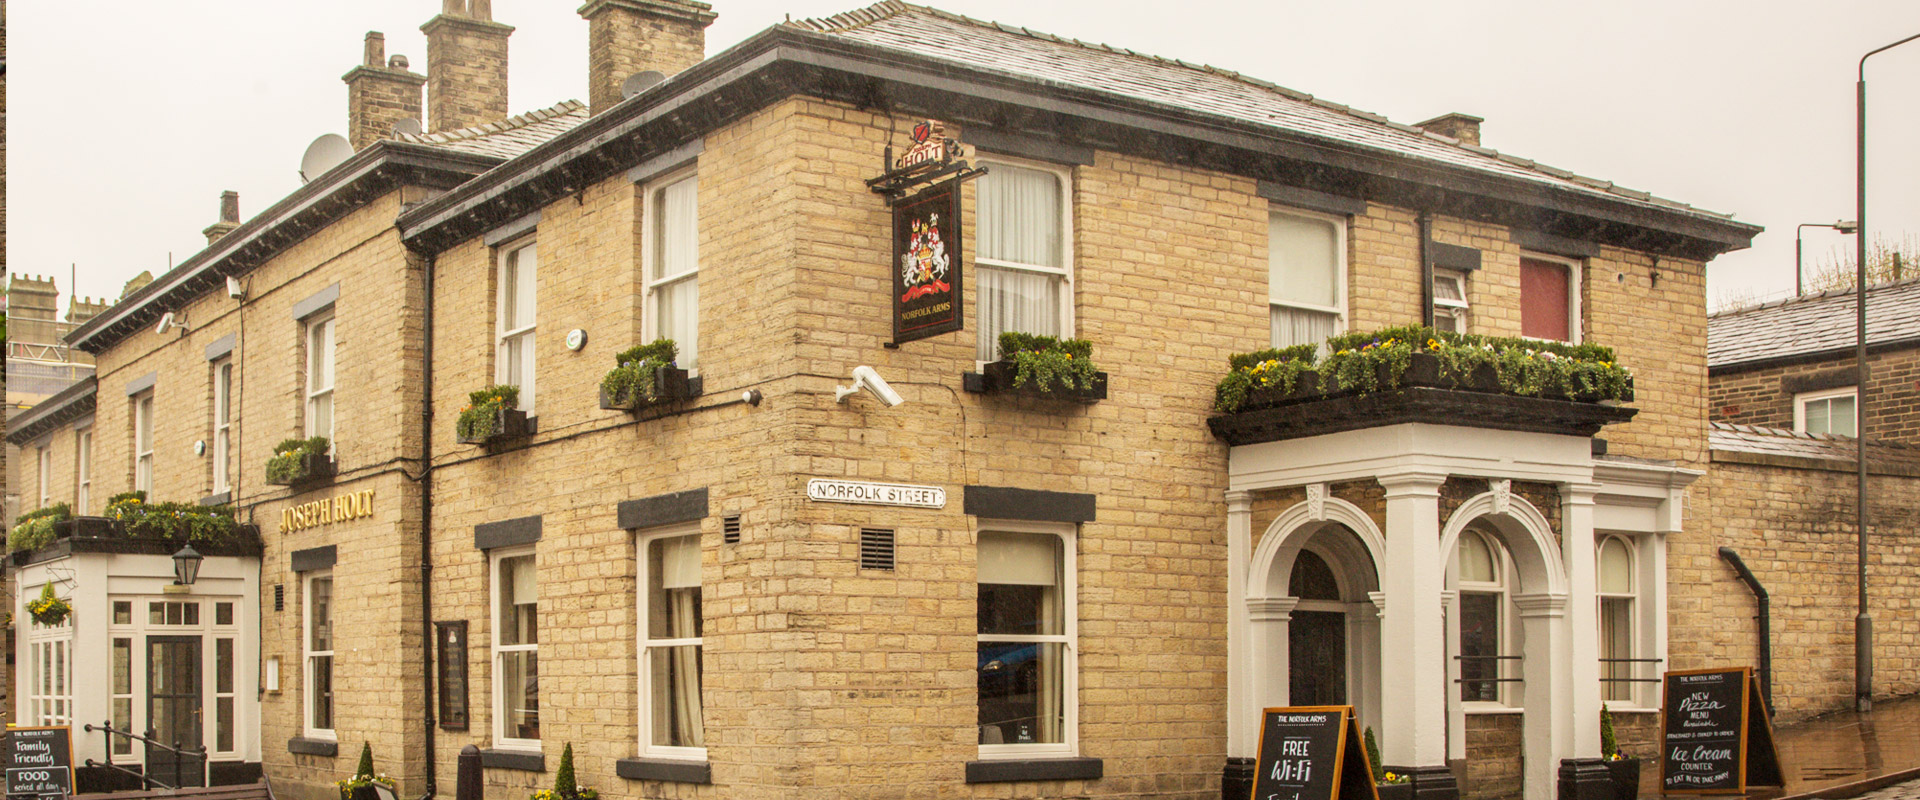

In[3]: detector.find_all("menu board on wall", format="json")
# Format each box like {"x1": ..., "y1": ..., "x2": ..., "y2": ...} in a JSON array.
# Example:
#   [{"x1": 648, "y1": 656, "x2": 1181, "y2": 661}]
[
  {"x1": 1252, "y1": 706, "x2": 1378, "y2": 800},
  {"x1": 1660, "y1": 667, "x2": 1783, "y2": 794},
  {"x1": 4, "y1": 726, "x2": 74, "y2": 799}
]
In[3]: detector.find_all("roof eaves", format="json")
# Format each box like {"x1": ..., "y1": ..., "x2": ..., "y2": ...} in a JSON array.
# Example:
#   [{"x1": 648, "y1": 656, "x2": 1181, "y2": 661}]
[{"x1": 5, "y1": 378, "x2": 98, "y2": 446}]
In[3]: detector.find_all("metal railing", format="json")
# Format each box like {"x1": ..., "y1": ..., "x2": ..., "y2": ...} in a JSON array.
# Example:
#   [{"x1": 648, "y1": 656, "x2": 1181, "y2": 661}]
[{"x1": 82, "y1": 720, "x2": 208, "y2": 791}]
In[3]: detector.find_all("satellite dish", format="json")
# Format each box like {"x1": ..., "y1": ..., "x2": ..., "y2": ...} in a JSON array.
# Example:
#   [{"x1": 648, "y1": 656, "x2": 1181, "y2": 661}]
[
  {"x1": 299, "y1": 134, "x2": 353, "y2": 184},
  {"x1": 391, "y1": 118, "x2": 424, "y2": 136},
  {"x1": 621, "y1": 70, "x2": 666, "y2": 100}
]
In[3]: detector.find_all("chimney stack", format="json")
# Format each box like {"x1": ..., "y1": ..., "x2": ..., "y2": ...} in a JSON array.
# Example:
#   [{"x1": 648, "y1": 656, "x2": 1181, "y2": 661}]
[
  {"x1": 1416, "y1": 112, "x2": 1483, "y2": 147},
  {"x1": 203, "y1": 191, "x2": 241, "y2": 244},
  {"x1": 579, "y1": 0, "x2": 715, "y2": 116},
  {"x1": 423, "y1": 0, "x2": 514, "y2": 133},
  {"x1": 343, "y1": 31, "x2": 427, "y2": 150}
]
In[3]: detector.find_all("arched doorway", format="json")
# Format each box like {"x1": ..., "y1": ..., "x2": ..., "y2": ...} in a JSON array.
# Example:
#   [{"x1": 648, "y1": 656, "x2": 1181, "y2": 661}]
[
  {"x1": 1288, "y1": 550, "x2": 1347, "y2": 705},
  {"x1": 1247, "y1": 494, "x2": 1387, "y2": 735}
]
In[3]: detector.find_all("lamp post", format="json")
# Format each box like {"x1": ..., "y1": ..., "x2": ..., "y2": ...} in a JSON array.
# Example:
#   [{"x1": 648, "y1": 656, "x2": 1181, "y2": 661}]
[
  {"x1": 1794, "y1": 221, "x2": 1857, "y2": 296},
  {"x1": 1853, "y1": 30, "x2": 1920, "y2": 714}
]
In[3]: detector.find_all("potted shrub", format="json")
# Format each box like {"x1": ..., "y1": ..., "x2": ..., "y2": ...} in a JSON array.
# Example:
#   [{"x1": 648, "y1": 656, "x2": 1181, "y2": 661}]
[
  {"x1": 266, "y1": 436, "x2": 335, "y2": 486},
  {"x1": 26, "y1": 583, "x2": 71, "y2": 627},
  {"x1": 8, "y1": 503, "x2": 71, "y2": 553},
  {"x1": 104, "y1": 491, "x2": 248, "y2": 546},
  {"x1": 967, "y1": 332, "x2": 1108, "y2": 402},
  {"x1": 599, "y1": 339, "x2": 690, "y2": 411},
  {"x1": 532, "y1": 743, "x2": 597, "y2": 800},
  {"x1": 1365, "y1": 727, "x2": 1413, "y2": 800},
  {"x1": 457, "y1": 385, "x2": 529, "y2": 445},
  {"x1": 1602, "y1": 705, "x2": 1641, "y2": 800},
  {"x1": 335, "y1": 742, "x2": 395, "y2": 800}
]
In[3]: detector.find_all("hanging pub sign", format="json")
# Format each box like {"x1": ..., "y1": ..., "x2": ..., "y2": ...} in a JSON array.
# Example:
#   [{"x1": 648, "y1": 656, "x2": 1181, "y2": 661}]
[
  {"x1": 1659, "y1": 666, "x2": 1783, "y2": 794},
  {"x1": 868, "y1": 120, "x2": 988, "y2": 346}
]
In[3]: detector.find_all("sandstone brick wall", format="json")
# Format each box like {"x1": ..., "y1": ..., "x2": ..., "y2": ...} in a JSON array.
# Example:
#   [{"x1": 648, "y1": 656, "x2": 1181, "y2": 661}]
[
  {"x1": 1710, "y1": 348, "x2": 1920, "y2": 445},
  {"x1": 1693, "y1": 457, "x2": 1920, "y2": 720},
  {"x1": 1462, "y1": 713, "x2": 1522, "y2": 800}
]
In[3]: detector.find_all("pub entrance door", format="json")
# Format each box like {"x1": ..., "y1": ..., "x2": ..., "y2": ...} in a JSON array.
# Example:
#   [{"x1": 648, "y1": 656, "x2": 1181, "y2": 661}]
[{"x1": 147, "y1": 635, "x2": 206, "y2": 787}]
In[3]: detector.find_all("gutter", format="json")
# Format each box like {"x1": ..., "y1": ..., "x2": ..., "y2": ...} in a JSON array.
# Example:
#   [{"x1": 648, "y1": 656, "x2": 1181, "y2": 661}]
[
  {"x1": 417, "y1": 247, "x2": 439, "y2": 799},
  {"x1": 1716, "y1": 547, "x2": 1773, "y2": 714}
]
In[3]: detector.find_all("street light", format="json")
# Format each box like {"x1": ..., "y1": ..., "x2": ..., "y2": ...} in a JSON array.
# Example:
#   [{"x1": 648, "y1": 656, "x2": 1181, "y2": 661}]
[
  {"x1": 172, "y1": 545, "x2": 204, "y2": 587},
  {"x1": 1794, "y1": 220, "x2": 1857, "y2": 296},
  {"x1": 1853, "y1": 30, "x2": 1920, "y2": 714}
]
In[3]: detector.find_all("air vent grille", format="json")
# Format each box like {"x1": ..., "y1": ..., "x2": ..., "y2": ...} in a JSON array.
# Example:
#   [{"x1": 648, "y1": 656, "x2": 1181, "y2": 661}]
[
  {"x1": 860, "y1": 528, "x2": 896, "y2": 571},
  {"x1": 273, "y1": 583, "x2": 285, "y2": 612},
  {"x1": 723, "y1": 514, "x2": 742, "y2": 544}
]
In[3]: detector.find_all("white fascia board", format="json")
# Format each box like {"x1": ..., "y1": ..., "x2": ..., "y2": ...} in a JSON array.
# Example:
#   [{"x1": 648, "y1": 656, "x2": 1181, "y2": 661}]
[{"x1": 1227, "y1": 423, "x2": 1594, "y2": 491}]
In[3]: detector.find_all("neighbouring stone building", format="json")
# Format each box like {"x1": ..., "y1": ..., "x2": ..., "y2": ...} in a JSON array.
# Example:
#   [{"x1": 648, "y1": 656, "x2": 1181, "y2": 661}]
[
  {"x1": 1701, "y1": 280, "x2": 1920, "y2": 719},
  {"x1": 39, "y1": 3, "x2": 1920, "y2": 800}
]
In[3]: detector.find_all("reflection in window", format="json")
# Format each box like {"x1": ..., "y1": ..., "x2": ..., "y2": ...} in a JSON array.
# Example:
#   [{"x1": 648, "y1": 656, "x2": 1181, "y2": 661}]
[
  {"x1": 1599, "y1": 536, "x2": 1636, "y2": 703},
  {"x1": 643, "y1": 534, "x2": 704, "y2": 752},
  {"x1": 1457, "y1": 529, "x2": 1509, "y2": 704},
  {"x1": 495, "y1": 552, "x2": 540, "y2": 743},
  {"x1": 977, "y1": 530, "x2": 1070, "y2": 747}
]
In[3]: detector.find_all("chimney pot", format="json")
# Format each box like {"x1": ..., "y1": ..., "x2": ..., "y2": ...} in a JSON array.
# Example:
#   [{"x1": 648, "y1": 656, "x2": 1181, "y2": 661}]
[
  {"x1": 364, "y1": 32, "x2": 385, "y2": 67},
  {"x1": 204, "y1": 191, "x2": 242, "y2": 244},
  {"x1": 1416, "y1": 112, "x2": 1484, "y2": 147},
  {"x1": 390, "y1": 54, "x2": 410, "y2": 69},
  {"x1": 344, "y1": 30, "x2": 426, "y2": 150}
]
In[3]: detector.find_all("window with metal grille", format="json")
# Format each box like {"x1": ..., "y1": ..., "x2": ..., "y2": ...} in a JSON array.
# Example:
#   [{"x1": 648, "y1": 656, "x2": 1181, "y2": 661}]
[
  {"x1": 723, "y1": 514, "x2": 742, "y2": 544},
  {"x1": 274, "y1": 584, "x2": 285, "y2": 612},
  {"x1": 860, "y1": 528, "x2": 895, "y2": 571}
]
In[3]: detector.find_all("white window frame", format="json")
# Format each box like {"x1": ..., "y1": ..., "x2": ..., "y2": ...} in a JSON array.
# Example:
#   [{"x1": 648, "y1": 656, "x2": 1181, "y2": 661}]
[
  {"x1": 1455, "y1": 528, "x2": 1517, "y2": 711},
  {"x1": 303, "y1": 571, "x2": 336, "y2": 740},
  {"x1": 305, "y1": 311, "x2": 336, "y2": 444},
  {"x1": 643, "y1": 169, "x2": 700, "y2": 373},
  {"x1": 1795, "y1": 386, "x2": 1859, "y2": 438},
  {"x1": 975, "y1": 155, "x2": 1075, "y2": 363},
  {"x1": 491, "y1": 546, "x2": 540, "y2": 750},
  {"x1": 76, "y1": 424, "x2": 93, "y2": 514},
  {"x1": 1519, "y1": 252, "x2": 1583, "y2": 344},
  {"x1": 212, "y1": 359, "x2": 233, "y2": 494},
  {"x1": 636, "y1": 523, "x2": 705, "y2": 760},
  {"x1": 976, "y1": 519, "x2": 1079, "y2": 761},
  {"x1": 1268, "y1": 206, "x2": 1348, "y2": 348},
  {"x1": 1596, "y1": 534, "x2": 1642, "y2": 707},
  {"x1": 109, "y1": 633, "x2": 136, "y2": 762},
  {"x1": 36, "y1": 444, "x2": 52, "y2": 507},
  {"x1": 27, "y1": 586, "x2": 73, "y2": 727},
  {"x1": 1433, "y1": 269, "x2": 1470, "y2": 333},
  {"x1": 133, "y1": 393, "x2": 155, "y2": 493},
  {"x1": 496, "y1": 237, "x2": 539, "y2": 412}
]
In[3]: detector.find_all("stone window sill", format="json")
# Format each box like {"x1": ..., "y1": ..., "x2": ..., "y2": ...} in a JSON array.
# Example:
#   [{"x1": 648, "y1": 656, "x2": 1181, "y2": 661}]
[
  {"x1": 287, "y1": 737, "x2": 338, "y2": 757},
  {"x1": 965, "y1": 757, "x2": 1102, "y2": 783},
  {"x1": 615, "y1": 758, "x2": 711, "y2": 784},
  {"x1": 479, "y1": 749, "x2": 545, "y2": 772}
]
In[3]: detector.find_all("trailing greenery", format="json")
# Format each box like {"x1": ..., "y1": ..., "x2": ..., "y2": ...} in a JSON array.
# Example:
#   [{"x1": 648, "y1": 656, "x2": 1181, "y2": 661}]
[
  {"x1": 457, "y1": 384, "x2": 521, "y2": 440},
  {"x1": 27, "y1": 583, "x2": 71, "y2": 627},
  {"x1": 997, "y1": 332, "x2": 1100, "y2": 392},
  {"x1": 266, "y1": 436, "x2": 331, "y2": 483},
  {"x1": 105, "y1": 491, "x2": 243, "y2": 545},
  {"x1": 599, "y1": 339, "x2": 679, "y2": 406},
  {"x1": 8, "y1": 503, "x2": 73, "y2": 553},
  {"x1": 1601, "y1": 704, "x2": 1619, "y2": 760},
  {"x1": 1212, "y1": 326, "x2": 1633, "y2": 413},
  {"x1": 335, "y1": 742, "x2": 395, "y2": 800},
  {"x1": 532, "y1": 743, "x2": 597, "y2": 800}
]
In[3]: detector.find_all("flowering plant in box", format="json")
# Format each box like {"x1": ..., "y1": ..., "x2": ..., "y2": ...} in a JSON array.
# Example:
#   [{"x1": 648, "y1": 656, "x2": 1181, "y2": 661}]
[
  {"x1": 27, "y1": 583, "x2": 71, "y2": 627},
  {"x1": 267, "y1": 436, "x2": 331, "y2": 483},
  {"x1": 456, "y1": 385, "x2": 520, "y2": 440},
  {"x1": 335, "y1": 742, "x2": 396, "y2": 800},
  {"x1": 998, "y1": 332, "x2": 1100, "y2": 392},
  {"x1": 531, "y1": 744, "x2": 598, "y2": 800},
  {"x1": 599, "y1": 339, "x2": 679, "y2": 407},
  {"x1": 8, "y1": 503, "x2": 72, "y2": 553}
]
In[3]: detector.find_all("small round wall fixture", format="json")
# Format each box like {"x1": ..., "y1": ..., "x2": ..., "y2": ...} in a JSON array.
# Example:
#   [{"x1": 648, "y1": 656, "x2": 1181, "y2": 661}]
[
  {"x1": 566, "y1": 329, "x2": 589, "y2": 352},
  {"x1": 194, "y1": 440, "x2": 208, "y2": 456}
]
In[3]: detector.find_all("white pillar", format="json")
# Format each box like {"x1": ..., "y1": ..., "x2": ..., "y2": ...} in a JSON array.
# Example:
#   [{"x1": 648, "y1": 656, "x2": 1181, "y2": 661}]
[
  {"x1": 1226, "y1": 490, "x2": 1255, "y2": 758},
  {"x1": 1377, "y1": 471, "x2": 1449, "y2": 768},
  {"x1": 1368, "y1": 591, "x2": 1388, "y2": 741},
  {"x1": 1516, "y1": 592, "x2": 1570, "y2": 800},
  {"x1": 1442, "y1": 589, "x2": 1464, "y2": 762},
  {"x1": 1249, "y1": 597, "x2": 1299, "y2": 711},
  {"x1": 1563, "y1": 483, "x2": 1602, "y2": 754}
]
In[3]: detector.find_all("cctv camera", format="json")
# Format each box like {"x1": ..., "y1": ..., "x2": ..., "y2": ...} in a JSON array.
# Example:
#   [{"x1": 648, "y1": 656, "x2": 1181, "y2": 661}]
[
  {"x1": 226, "y1": 275, "x2": 246, "y2": 300},
  {"x1": 835, "y1": 365, "x2": 905, "y2": 407},
  {"x1": 155, "y1": 312, "x2": 176, "y2": 335}
]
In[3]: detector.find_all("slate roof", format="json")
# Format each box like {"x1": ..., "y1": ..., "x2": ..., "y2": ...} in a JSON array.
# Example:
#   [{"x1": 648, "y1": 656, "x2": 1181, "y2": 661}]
[
  {"x1": 1710, "y1": 421, "x2": 1920, "y2": 468},
  {"x1": 1708, "y1": 278, "x2": 1920, "y2": 369},
  {"x1": 792, "y1": 2, "x2": 1736, "y2": 225},
  {"x1": 396, "y1": 100, "x2": 590, "y2": 159}
]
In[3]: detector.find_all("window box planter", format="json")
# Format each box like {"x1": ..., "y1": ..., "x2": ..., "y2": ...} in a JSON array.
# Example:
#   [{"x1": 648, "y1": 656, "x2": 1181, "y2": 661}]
[
  {"x1": 457, "y1": 407, "x2": 532, "y2": 446},
  {"x1": 598, "y1": 366, "x2": 694, "y2": 411},
  {"x1": 267, "y1": 453, "x2": 337, "y2": 486},
  {"x1": 51, "y1": 516, "x2": 116, "y2": 540},
  {"x1": 964, "y1": 360, "x2": 1108, "y2": 403},
  {"x1": 1606, "y1": 757, "x2": 1641, "y2": 800},
  {"x1": 1375, "y1": 782, "x2": 1414, "y2": 800}
]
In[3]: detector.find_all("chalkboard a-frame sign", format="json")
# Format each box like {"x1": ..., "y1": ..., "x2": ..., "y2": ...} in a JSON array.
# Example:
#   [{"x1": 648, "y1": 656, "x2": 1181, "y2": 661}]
[
  {"x1": 1660, "y1": 666, "x2": 1783, "y2": 795},
  {"x1": 1252, "y1": 706, "x2": 1379, "y2": 800},
  {"x1": 4, "y1": 725, "x2": 75, "y2": 800}
]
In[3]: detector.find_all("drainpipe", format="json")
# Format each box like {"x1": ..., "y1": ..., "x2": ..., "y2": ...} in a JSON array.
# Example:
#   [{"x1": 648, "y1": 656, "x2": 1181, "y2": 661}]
[
  {"x1": 419, "y1": 249, "x2": 439, "y2": 799},
  {"x1": 1716, "y1": 547, "x2": 1772, "y2": 713},
  {"x1": 1418, "y1": 212, "x2": 1435, "y2": 328}
]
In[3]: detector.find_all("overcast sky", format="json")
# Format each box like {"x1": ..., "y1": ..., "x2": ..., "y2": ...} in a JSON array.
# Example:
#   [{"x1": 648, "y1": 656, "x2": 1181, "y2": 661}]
[{"x1": 8, "y1": 1, "x2": 1917, "y2": 315}]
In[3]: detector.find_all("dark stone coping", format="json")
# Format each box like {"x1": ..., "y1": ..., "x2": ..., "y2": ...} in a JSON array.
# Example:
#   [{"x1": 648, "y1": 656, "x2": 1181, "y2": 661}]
[
  {"x1": 971, "y1": 128, "x2": 1096, "y2": 167},
  {"x1": 615, "y1": 758, "x2": 711, "y2": 784},
  {"x1": 479, "y1": 749, "x2": 545, "y2": 772},
  {"x1": 199, "y1": 491, "x2": 233, "y2": 507},
  {"x1": 125, "y1": 371, "x2": 158, "y2": 397},
  {"x1": 1780, "y1": 368, "x2": 1855, "y2": 395},
  {"x1": 618, "y1": 488, "x2": 709, "y2": 530},
  {"x1": 291, "y1": 545, "x2": 338, "y2": 573},
  {"x1": 964, "y1": 486, "x2": 1096, "y2": 523},
  {"x1": 964, "y1": 757, "x2": 1102, "y2": 784},
  {"x1": 1711, "y1": 448, "x2": 1920, "y2": 479},
  {"x1": 475, "y1": 515, "x2": 542, "y2": 550},
  {"x1": 1209, "y1": 387, "x2": 1639, "y2": 447},
  {"x1": 209, "y1": 761, "x2": 264, "y2": 787},
  {"x1": 205, "y1": 333, "x2": 236, "y2": 361},
  {"x1": 1258, "y1": 181, "x2": 1367, "y2": 217},
  {"x1": 291, "y1": 283, "x2": 340, "y2": 321},
  {"x1": 1430, "y1": 242, "x2": 1482, "y2": 272},
  {"x1": 1512, "y1": 228, "x2": 1602, "y2": 259},
  {"x1": 10, "y1": 522, "x2": 265, "y2": 567},
  {"x1": 287, "y1": 737, "x2": 338, "y2": 757},
  {"x1": 483, "y1": 211, "x2": 541, "y2": 247}
]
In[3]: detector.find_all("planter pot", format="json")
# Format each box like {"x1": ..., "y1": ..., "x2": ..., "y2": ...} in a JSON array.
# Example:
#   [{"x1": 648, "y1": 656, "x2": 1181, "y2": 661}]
[
  {"x1": 457, "y1": 407, "x2": 531, "y2": 446},
  {"x1": 266, "y1": 452, "x2": 337, "y2": 486},
  {"x1": 1606, "y1": 757, "x2": 1641, "y2": 800},
  {"x1": 967, "y1": 360, "x2": 1108, "y2": 403},
  {"x1": 1375, "y1": 782, "x2": 1413, "y2": 800},
  {"x1": 600, "y1": 366, "x2": 693, "y2": 411},
  {"x1": 53, "y1": 516, "x2": 116, "y2": 540}
]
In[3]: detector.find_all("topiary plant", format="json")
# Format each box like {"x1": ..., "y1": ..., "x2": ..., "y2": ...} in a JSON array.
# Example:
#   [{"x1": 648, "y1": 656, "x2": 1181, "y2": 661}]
[
  {"x1": 532, "y1": 743, "x2": 596, "y2": 800},
  {"x1": 1365, "y1": 726, "x2": 1385, "y2": 783},
  {"x1": 1601, "y1": 704, "x2": 1619, "y2": 759}
]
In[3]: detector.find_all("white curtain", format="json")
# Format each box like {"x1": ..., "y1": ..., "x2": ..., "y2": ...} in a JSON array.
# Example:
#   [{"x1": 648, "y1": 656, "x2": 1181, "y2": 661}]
[
  {"x1": 1271, "y1": 307, "x2": 1336, "y2": 348},
  {"x1": 656, "y1": 176, "x2": 700, "y2": 370},
  {"x1": 1269, "y1": 212, "x2": 1338, "y2": 348},
  {"x1": 649, "y1": 536, "x2": 704, "y2": 748},
  {"x1": 671, "y1": 595, "x2": 703, "y2": 746},
  {"x1": 976, "y1": 164, "x2": 1063, "y2": 361}
]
